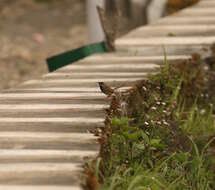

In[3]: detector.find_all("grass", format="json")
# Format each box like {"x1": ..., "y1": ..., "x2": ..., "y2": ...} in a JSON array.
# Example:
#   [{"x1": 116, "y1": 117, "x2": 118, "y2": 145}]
[{"x1": 83, "y1": 47, "x2": 215, "y2": 190}]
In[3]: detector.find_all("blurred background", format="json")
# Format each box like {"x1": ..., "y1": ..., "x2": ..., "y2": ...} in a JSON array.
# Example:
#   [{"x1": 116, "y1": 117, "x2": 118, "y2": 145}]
[{"x1": 0, "y1": 0, "x2": 198, "y2": 90}]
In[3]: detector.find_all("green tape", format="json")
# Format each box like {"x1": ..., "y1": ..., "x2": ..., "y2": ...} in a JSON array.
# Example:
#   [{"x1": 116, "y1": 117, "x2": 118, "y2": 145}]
[{"x1": 46, "y1": 41, "x2": 107, "y2": 72}]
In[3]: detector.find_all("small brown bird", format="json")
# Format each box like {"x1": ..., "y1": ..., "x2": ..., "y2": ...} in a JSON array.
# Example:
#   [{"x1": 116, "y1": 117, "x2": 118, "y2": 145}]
[{"x1": 98, "y1": 82, "x2": 114, "y2": 96}]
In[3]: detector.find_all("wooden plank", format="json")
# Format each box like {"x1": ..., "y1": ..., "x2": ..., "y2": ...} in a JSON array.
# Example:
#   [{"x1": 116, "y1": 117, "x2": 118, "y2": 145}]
[
  {"x1": 197, "y1": 1, "x2": 215, "y2": 7},
  {"x1": 0, "y1": 132, "x2": 97, "y2": 141},
  {"x1": 116, "y1": 36, "x2": 215, "y2": 46},
  {"x1": 0, "y1": 186, "x2": 81, "y2": 190},
  {"x1": 44, "y1": 72, "x2": 149, "y2": 79},
  {"x1": 58, "y1": 63, "x2": 158, "y2": 69},
  {"x1": 0, "y1": 163, "x2": 81, "y2": 172},
  {"x1": 4, "y1": 87, "x2": 103, "y2": 93},
  {"x1": 124, "y1": 25, "x2": 215, "y2": 37},
  {"x1": 0, "y1": 92, "x2": 105, "y2": 99},
  {"x1": 4, "y1": 87, "x2": 130, "y2": 93},
  {"x1": 116, "y1": 44, "x2": 210, "y2": 57},
  {"x1": 0, "y1": 117, "x2": 104, "y2": 124},
  {"x1": 0, "y1": 110, "x2": 105, "y2": 118},
  {"x1": 0, "y1": 122, "x2": 104, "y2": 133},
  {"x1": 71, "y1": 58, "x2": 160, "y2": 64},
  {"x1": 55, "y1": 68, "x2": 156, "y2": 74},
  {"x1": 59, "y1": 63, "x2": 158, "y2": 71},
  {"x1": 0, "y1": 117, "x2": 104, "y2": 133},
  {"x1": 0, "y1": 104, "x2": 107, "y2": 110},
  {"x1": 0, "y1": 98, "x2": 109, "y2": 105},
  {"x1": 0, "y1": 163, "x2": 81, "y2": 185},
  {"x1": 0, "y1": 132, "x2": 99, "y2": 150},
  {"x1": 84, "y1": 54, "x2": 190, "y2": 62},
  {"x1": 178, "y1": 7, "x2": 215, "y2": 16},
  {"x1": 18, "y1": 81, "x2": 139, "y2": 89},
  {"x1": 0, "y1": 106, "x2": 105, "y2": 117},
  {"x1": 0, "y1": 149, "x2": 97, "y2": 163},
  {"x1": 0, "y1": 104, "x2": 106, "y2": 118},
  {"x1": 22, "y1": 78, "x2": 145, "y2": 86},
  {"x1": 156, "y1": 16, "x2": 215, "y2": 25}
]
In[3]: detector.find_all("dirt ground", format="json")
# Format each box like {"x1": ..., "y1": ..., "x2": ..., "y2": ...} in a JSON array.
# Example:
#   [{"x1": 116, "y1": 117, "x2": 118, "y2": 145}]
[{"x1": 0, "y1": 0, "x2": 87, "y2": 90}]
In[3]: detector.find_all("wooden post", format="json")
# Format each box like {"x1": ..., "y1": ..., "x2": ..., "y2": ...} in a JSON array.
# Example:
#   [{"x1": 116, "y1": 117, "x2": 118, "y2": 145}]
[{"x1": 87, "y1": 0, "x2": 105, "y2": 43}]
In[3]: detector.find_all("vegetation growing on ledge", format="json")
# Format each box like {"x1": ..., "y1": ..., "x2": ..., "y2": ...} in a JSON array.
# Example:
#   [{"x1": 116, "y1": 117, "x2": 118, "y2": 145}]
[{"x1": 83, "y1": 46, "x2": 215, "y2": 190}]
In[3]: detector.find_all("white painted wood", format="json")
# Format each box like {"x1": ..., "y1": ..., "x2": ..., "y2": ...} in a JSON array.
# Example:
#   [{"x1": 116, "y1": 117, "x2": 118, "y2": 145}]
[
  {"x1": 44, "y1": 72, "x2": 148, "y2": 78},
  {"x1": 13, "y1": 87, "x2": 102, "y2": 92},
  {"x1": 13, "y1": 87, "x2": 131, "y2": 92},
  {"x1": 198, "y1": 1, "x2": 215, "y2": 7},
  {"x1": 0, "y1": 163, "x2": 81, "y2": 172},
  {"x1": 62, "y1": 63, "x2": 158, "y2": 70},
  {"x1": 123, "y1": 24, "x2": 215, "y2": 37},
  {"x1": 116, "y1": 36, "x2": 215, "y2": 46},
  {"x1": 0, "y1": 117, "x2": 104, "y2": 123},
  {"x1": 23, "y1": 78, "x2": 145, "y2": 85},
  {"x1": 0, "y1": 92, "x2": 105, "y2": 99},
  {"x1": 157, "y1": 16, "x2": 215, "y2": 25},
  {"x1": 85, "y1": 54, "x2": 190, "y2": 62},
  {"x1": 0, "y1": 186, "x2": 81, "y2": 190},
  {"x1": 138, "y1": 25, "x2": 215, "y2": 32},
  {"x1": 0, "y1": 132, "x2": 97, "y2": 142},
  {"x1": 180, "y1": 7, "x2": 215, "y2": 15},
  {"x1": 0, "y1": 104, "x2": 108, "y2": 110},
  {"x1": 0, "y1": 149, "x2": 97, "y2": 159}
]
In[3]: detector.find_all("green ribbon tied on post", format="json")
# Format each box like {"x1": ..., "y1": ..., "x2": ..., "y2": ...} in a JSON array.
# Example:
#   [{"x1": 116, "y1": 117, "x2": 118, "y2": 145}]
[{"x1": 46, "y1": 41, "x2": 108, "y2": 72}]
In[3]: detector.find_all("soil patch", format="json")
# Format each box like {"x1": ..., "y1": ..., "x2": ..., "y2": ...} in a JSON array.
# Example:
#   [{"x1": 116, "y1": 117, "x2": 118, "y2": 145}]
[{"x1": 0, "y1": 0, "x2": 87, "y2": 89}]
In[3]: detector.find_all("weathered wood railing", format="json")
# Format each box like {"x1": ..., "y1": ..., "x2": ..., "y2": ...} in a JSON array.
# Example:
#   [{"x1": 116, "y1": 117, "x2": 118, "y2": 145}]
[{"x1": 0, "y1": 0, "x2": 214, "y2": 189}]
